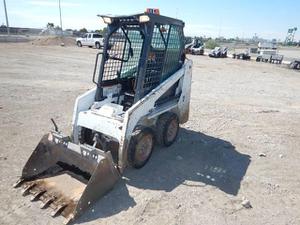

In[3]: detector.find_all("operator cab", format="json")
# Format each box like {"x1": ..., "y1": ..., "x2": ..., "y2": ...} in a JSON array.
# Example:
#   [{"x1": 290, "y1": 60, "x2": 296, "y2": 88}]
[{"x1": 93, "y1": 12, "x2": 185, "y2": 110}]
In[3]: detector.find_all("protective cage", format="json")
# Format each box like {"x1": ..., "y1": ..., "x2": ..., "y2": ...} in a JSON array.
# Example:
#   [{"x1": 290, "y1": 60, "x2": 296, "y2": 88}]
[{"x1": 95, "y1": 13, "x2": 185, "y2": 104}]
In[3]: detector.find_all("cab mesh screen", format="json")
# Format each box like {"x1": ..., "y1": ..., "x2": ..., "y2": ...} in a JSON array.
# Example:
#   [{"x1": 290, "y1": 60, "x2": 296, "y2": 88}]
[
  {"x1": 143, "y1": 24, "x2": 183, "y2": 95},
  {"x1": 102, "y1": 25, "x2": 143, "y2": 82}
]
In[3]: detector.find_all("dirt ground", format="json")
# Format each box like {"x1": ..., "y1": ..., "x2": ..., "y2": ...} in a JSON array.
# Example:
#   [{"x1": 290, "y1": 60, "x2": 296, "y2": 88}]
[{"x1": 0, "y1": 43, "x2": 300, "y2": 225}]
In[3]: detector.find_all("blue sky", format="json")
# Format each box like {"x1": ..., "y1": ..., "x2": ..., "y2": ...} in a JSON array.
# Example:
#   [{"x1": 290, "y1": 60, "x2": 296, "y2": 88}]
[{"x1": 0, "y1": 0, "x2": 299, "y2": 40}]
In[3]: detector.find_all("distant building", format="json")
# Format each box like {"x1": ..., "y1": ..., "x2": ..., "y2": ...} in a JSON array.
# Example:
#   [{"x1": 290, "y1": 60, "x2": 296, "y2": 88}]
[
  {"x1": 0, "y1": 26, "x2": 42, "y2": 35},
  {"x1": 258, "y1": 41, "x2": 277, "y2": 50}
]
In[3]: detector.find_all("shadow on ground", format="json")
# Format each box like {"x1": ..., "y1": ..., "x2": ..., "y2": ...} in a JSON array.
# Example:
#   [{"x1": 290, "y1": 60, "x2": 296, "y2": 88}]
[{"x1": 76, "y1": 128, "x2": 251, "y2": 224}]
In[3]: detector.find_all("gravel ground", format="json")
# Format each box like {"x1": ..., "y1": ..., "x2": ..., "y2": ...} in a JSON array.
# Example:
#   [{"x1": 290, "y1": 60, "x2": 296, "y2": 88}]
[{"x1": 0, "y1": 43, "x2": 300, "y2": 225}]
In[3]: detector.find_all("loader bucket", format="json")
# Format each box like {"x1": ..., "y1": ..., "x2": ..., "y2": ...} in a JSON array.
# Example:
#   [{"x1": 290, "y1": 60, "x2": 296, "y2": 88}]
[{"x1": 14, "y1": 133, "x2": 120, "y2": 224}]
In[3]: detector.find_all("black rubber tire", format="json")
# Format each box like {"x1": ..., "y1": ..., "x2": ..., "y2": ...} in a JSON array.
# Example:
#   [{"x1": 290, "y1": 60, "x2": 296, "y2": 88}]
[
  {"x1": 77, "y1": 41, "x2": 82, "y2": 47},
  {"x1": 156, "y1": 113, "x2": 179, "y2": 147},
  {"x1": 95, "y1": 42, "x2": 100, "y2": 49},
  {"x1": 79, "y1": 127, "x2": 93, "y2": 145},
  {"x1": 290, "y1": 62, "x2": 297, "y2": 69},
  {"x1": 127, "y1": 127, "x2": 154, "y2": 169}
]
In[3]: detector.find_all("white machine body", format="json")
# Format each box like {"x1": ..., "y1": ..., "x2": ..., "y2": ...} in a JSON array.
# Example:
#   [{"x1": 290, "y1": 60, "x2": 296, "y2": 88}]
[{"x1": 72, "y1": 60, "x2": 192, "y2": 171}]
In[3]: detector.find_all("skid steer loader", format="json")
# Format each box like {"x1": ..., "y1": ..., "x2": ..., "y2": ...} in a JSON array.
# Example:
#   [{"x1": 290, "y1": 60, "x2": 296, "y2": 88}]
[{"x1": 14, "y1": 11, "x2": 192, "y2": 224}]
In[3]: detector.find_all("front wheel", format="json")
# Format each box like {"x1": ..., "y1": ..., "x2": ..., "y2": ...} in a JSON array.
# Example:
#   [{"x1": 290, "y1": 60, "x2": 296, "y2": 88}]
[
  {"x1": 127, "y1": 127, "x2": 154, "y2": 169},
  {"x1": 290, "y1": 62, "x2": 297, "y2": 69},
  {"x1": 95, "y1": 42, "x2": 101, "y2": 49},
  {"x1": 77, "y1": 41, "x2": 82, "y2": 47}
]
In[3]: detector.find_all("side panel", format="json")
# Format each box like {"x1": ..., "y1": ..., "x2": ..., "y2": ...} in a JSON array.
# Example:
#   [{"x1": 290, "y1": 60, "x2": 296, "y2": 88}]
[
  {"x1": 177, "y1": 59, "x2": 192, "y2": 123},
  {"x1": 82, "y1": 35, "x2": 88, "y2": 46},
  {"x1": 72, "y1": 87, "x2": 96, "y2": 143},
  {"x1": 86, "y1": 34, "x2": 93, "y2": 46},
  {"x1": 118, "y1": 63, "x2": 189, "y2": 171},
  {"x1": 77, "y1": 110, "x2": 123, "y2": 141}
]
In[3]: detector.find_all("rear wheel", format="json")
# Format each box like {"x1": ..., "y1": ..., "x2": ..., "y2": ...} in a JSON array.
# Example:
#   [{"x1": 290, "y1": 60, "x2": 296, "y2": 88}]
[
  {"x1": 95, "y1": 42, "x2": 101, "y2": 49},
  {"x1": 290, "y1": 62, "x2": 297, "y2": 69},
  {"x1": 156, "y1": 113, "x2": 179, "y2": 147},
  {"x1": 127, "y1": 127, "x2": 154, "y2": 169},
  {"x1": 77, "y1": 41, "x2": 82, "y2": 47}
]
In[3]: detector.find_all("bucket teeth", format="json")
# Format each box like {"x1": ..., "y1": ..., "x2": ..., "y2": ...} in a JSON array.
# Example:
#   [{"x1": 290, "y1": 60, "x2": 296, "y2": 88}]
[
  {"x1": 14, "y1": 137, "x2": 121, "y2": 223},
  {"x1": 22, "y1": 183, "x2": 36, "y2": 196},
  {"x1": 51, "y1": 204, "x2": 67, "y2": 217},
  {"x1": 30, "y1": 190, "x2": 46, "y2": 202},
  {"x1": 13, "y1": 178, "x2": 24, "y2": 188},
  {"x1": 40, "y1": 197, "x2": 55, "y2": 209}
]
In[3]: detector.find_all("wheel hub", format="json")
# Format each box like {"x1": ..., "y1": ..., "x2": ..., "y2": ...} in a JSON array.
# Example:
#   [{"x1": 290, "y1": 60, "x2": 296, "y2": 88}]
[
  {"x1": 135, "y1": 134, "x2": 153, "y2": 163},
  {"x1": 166, "y1": 119, "x2": 178, "y2": 142}
]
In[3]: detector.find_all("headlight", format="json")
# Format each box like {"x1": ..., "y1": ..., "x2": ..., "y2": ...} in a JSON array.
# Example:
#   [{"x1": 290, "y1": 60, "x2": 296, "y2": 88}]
[
  {"x1": 102, "y1": 16, "x2": 112, "y2": 24},
  {"x1": 139, "y1": 15, "x2": 150, "y2": 23}
]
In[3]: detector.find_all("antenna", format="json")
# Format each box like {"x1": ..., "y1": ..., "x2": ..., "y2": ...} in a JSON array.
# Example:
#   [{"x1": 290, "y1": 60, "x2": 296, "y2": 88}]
[
  {"x1": 58, "y1": 0, "x2": 63, "y2": 36},
  {"x1": 3, "y1": 0, "x2": 10, "y2": 35}
]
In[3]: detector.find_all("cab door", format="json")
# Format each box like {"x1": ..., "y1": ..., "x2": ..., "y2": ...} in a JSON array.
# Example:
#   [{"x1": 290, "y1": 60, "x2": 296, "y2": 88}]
[
  {"x1": 86, "y1": 33, "x2": 93, "y2": 46},
  {"x1": 81, "y1": 34, "x2": 88, "y2": 46}
]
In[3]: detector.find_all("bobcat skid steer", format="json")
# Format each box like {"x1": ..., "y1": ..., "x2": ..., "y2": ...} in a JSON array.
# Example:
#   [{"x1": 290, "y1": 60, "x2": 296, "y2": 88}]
[{"x1": 14, "y1": 11, "x2": 192, "y2": 224}]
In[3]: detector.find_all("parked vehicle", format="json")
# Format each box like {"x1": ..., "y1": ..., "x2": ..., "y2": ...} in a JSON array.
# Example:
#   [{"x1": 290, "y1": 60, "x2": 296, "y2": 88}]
[
  {"x1": 14, "y1": 12, "x2": 191, "y2": 224},
  {"x1": 76, "y1": 33, "x2": 104, "y2": 49},
  {"x1": 184, "y1": 37, "x2": 194, "y2": 54},
  {"x1": 256, "y1": 54, "x2": 271, "y2": 62},
  {"x1": 270, "y1": 54, "x2": 284, "y2": 64},
  {"x1": 258, "y1": 41, "x2": 277, "y2": 52},
  {"x1": 209, "y1": 47, "x2": 227, "y2": 58},
  {"x1": 290, "y1": 60, "x2": 300, "y2": 70},
  {"x1": 256, "y1": 50, "x2": 283, "y2": 64},
  {"x1": 249, "y1": 47, "x2": 258, "y2": 54},
  {"x1": 256, "y1": 50, "x2": 276, "y2": 62},
  {"x1": 190, "y1": 40, "x2": 204, "y2": 55},
  {"x1": 233, "y1": 51, "x2": 251, "y2": 60}
]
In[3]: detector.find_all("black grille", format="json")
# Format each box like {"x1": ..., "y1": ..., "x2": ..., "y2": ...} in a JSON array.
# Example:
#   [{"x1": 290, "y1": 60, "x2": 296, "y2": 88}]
[{"x1": 119, "y1": 16, "x2": 138, "y2": 23}]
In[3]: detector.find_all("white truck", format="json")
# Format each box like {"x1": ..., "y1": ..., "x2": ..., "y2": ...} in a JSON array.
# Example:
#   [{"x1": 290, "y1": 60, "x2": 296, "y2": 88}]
[{"x1": 76, "y1": 33, "x2": 104, "y2": 49}]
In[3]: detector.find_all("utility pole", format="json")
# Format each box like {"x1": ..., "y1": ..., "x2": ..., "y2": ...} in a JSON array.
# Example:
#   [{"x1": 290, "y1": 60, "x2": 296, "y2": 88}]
[
  {"x1": 58, "y1": 0, "x2": 63, "y2": 36},
  {"x1": 3, "y1": 0, "x2": 10, "y2": 35}
]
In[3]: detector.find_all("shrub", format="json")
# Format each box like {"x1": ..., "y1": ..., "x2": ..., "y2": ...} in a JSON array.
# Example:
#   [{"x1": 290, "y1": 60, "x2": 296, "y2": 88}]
[{"x1": 205, "y1": 39, "x2": 219, "y2": 49}]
